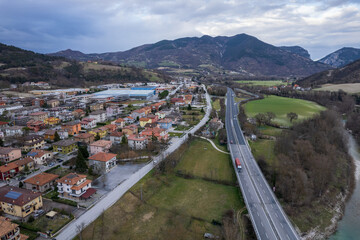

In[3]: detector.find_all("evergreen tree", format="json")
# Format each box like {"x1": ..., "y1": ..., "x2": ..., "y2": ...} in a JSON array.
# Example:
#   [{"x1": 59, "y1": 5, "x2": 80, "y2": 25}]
[
  {"x1": 187, "y1": 104, "x2": 192, "y2": 110},
  {"x1": 75, "y1": 150, "x2": 88, "y2": 173},
  {"x1": 79, "y1": 146, "x2": 89, "y2": 158},
  {"x1": 0, "y1": 138, "x2": 3, "y2": 147},
  {"x1": 54, "y1": 131, "x2": 61, "y2": 142},
  {"x1": 121, "y1": 134, "x2": 128, "y2": 144},
  {"x1": 95, "y1": 133, "x2": 101, "y2": 141}
]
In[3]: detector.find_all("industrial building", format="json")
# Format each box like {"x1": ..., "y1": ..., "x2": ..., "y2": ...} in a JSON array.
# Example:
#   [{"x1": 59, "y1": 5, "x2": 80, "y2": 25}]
[{"x1": 92, "y1": 89, "x2": 155, "y2": 100}]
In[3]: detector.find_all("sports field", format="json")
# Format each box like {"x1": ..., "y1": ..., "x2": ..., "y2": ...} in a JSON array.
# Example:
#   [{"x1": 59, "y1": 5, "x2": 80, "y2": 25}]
[{"x1": 244, "y1": 95, "x2": 326, "y2": 126}]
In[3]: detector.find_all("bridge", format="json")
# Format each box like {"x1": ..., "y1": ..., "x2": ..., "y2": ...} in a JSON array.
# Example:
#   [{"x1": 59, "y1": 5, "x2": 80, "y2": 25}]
[{"x1": 226, "y1": 88, "x2": 299, "y2": 240}]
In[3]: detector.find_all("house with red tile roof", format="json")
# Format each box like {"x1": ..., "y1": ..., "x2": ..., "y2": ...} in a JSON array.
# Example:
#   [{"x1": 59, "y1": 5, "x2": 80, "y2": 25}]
[
  {"x1": 128, "y1": 135, "x2": 148, "y2": 149},
  {"x1": 24, "y1": 172, "x2": 59, "y2": 192},
  {"x1": 88, "y1": 152, "x2": 117, "y2": 173},
  {"x1": 140, "y1": 127, "x2": 168, "y2": 141},
  {"x1": 89, "y1": 140, "x2": 112, "y2": 155},
  {"x1": 56, "y1": 173, "x2": 94, "y2": 200}
]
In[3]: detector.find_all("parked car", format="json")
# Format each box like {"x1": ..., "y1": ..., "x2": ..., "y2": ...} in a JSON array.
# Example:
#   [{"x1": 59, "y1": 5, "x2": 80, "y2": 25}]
[
  {"x1": 57, "y1": 159, "x2": 63, "y2": 163},
  {"x1": 18, "y1": 176, "x2": 26, "y2": 181},
  {"x1": 34, "y1": 209, "x2": 45, "y2": 218},
  {"x1": 48, "y1": 162, "x2": 55, "y2": 167}
]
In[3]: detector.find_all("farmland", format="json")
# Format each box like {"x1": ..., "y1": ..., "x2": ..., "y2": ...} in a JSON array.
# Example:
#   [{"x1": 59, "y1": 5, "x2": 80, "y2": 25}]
[
  {"x1": 244, "y1": 95, "x2": 326, "y2": 126},
  {"x1": 314, "y1": 83, "x2": 360, "y2": 94},
  {"x1": 236, "y1": 80, "x2": 288, "y2": 86},
  {"x1": 77, "y1": 139, "x2": 244, "y2": 240}
]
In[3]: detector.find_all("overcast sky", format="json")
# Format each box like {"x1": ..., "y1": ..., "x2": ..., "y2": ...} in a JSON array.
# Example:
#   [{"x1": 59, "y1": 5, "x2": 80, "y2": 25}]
[{"x1": 0, "y1": 0, "x2": 359, "y2": 60}]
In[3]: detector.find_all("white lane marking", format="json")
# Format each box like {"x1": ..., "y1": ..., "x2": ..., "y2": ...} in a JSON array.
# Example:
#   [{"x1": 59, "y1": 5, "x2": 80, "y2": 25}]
[
  {"x1": 287, "y1": 234, "x2": 291, "y2": 240},
  {"x1": 266, "y1": 233, "x2": 269, "y2": 239},
  {"x1": 280, "y1": 222, "x2": 284, "y2": 228}
]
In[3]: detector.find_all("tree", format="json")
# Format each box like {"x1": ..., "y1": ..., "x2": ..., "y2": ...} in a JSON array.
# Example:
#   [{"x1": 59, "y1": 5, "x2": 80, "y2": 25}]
[
  {"x1": 158, "y1": 90, "x2": 169, "y2": 99},
  {"x1": 265, "y1": 112, "x2": 276, "y2": 124},
  {"x1": 24, "y1": 164, "x2": 29, "y2": 173},
  {"x1": 187, "y1": 104, "x2": 192, "y2": 110},
  {"x1": 54, "y1": 131, "x2": 61, "y2": 142},
  {"x1": 287, "y1": 112, "x2": 298, "y2": 123},
  {"x1": 75, "y1": 150, "x2": 88, "y2": 173},
  {"x1": 95, "y1": 133, "x2": 101, "y2": 141},
  {"x1": 0, "y1": 138, "x2": 3, "y2": 147},
  {"x1": 121, "y1": 134, "x2": 128, "y2": 144},
  {"x1": 201, "y1": 107, "x2": 204, "y2": 113},
  {"x1": 79, "y1": 146, "x2": 89, "y2": 158},
  {"x1": 255, "y1": 113, "x2": 267, "y2": 126}
]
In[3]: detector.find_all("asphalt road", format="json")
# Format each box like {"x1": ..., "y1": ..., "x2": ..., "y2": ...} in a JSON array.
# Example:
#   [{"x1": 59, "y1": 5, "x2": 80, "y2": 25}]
[
  {"x1": 55, "y1": 84, "x2": 212, "y2": 240},
  {"x1": 226, "y1": 88, "x2": 299, "y2": 240}
]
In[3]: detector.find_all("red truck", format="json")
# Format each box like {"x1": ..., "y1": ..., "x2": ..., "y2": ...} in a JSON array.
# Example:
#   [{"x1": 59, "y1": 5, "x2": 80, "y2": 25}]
[{"x1": 235, "y1": 158, "x2": 242, "y2": 171}]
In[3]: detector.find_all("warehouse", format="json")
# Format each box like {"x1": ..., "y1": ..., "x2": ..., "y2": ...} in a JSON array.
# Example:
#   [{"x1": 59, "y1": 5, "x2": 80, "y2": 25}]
[{"x1": 92, "y1": 89, "x2": 155, "y2": 100}]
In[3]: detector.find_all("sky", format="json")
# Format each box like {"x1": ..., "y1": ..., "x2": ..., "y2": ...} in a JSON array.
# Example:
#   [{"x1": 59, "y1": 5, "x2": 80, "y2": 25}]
[{"x1": 0, "y1": 0, "x2": 359, "y2": 60}]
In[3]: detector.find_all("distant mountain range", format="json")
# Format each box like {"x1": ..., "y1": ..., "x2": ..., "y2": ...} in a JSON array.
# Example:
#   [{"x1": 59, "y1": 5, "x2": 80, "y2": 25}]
[
  {"x1": 0, "y1": 43, "x2": 168, "y2": 87},
  {"x1": 318, "y1": 47, "x2": 360, "y2": 68},
  {"x1": 50, "y1": 34, "x2": 331, "y2": 78},
  {"x1": 299, "y1": 59, "x2": 360, "y2": 87}
]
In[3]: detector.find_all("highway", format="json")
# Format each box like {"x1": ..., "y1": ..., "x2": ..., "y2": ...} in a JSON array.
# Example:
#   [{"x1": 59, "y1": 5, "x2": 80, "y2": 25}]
[{"x1": 226, "y1": 88, "x2": 299, "y2": 240}]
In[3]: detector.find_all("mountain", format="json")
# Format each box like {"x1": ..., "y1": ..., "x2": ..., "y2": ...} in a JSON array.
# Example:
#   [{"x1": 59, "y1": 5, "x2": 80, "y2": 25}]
[
  {"x1": 279, "y1": 46, "x2": 310, "y2": 59},
  {"x1": 0, "y1": 43, "x2": 169, "y2": 87},
  {"x1": 318, "y1": 47, "x2": 360, "y2": 67},
  {"x1": 50, "y1": 34, "x2": 331, "y2": 77},
  {"x1": 299, "y1": 59, "x2": 360, "y2": 87}
]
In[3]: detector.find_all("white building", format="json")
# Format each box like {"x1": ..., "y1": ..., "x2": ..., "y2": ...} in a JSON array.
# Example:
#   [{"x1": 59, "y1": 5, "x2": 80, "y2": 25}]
[
  {"x1": 88, "y1": 152, "x2": 117, "y2": 174},
  {"x1": 5, "y1": 126, "x2": 23, "y2": 137},
  {"x1": 128, "y1": 135, "x2": 148, "y2": 150},
  {"x1": 56, "y1": 173, "x2": 92, "y2": 200},
  {"x1": 89, "y1": 110, "x2": 107, "y2": 123}
]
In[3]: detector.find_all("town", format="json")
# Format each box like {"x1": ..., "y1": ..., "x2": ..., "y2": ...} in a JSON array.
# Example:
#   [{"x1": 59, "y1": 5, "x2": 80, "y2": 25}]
[{"x1": 0, "y1": 79, "x2": 211, "y2": 239}]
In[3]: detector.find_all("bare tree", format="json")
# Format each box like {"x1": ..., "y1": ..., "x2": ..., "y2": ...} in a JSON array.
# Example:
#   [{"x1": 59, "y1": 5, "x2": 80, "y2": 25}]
[{"x1": 76, "y1": 222, "x2": 86, "y2": 240}]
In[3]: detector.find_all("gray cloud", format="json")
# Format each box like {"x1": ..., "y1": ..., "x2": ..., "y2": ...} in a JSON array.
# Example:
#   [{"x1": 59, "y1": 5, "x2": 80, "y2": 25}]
[{"x1": 0, "y1": 0, "x2": 359, "y2": 59}]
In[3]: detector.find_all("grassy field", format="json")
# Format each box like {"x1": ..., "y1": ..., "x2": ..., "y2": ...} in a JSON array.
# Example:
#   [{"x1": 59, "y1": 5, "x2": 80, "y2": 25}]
[
  {"x1": 244, "y1": 95, "x2": 326, "y2": 126},
  {"x1": 78, "y1": 139, "x2": 244, "y2": 240},
  {"x1": 257, "y1": 126, "x2": 283, "y2": 137},
  {"x1": 314, "y1": 83, "x2": 360, "y2": 93},
  {"x1": 169, "y1": 132, "x2": 183, "y2": 137},
  {"x1": 212, "y1": 98, "x2": 221, "y2": 111},
  {"x1": 236, "y1": 80, "x2": 288, "y2": 86},
  {"x1": 248, "y1": 139, "x2": 276, "y2": 165},
  {"x1": 176, "y1": 139, "x2": 235, "y2": 183}
]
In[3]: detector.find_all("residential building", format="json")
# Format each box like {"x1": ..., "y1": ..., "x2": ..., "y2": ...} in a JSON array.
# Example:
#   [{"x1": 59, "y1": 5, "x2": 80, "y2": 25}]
[
  {"x1": 171, "y1": 97, "x2": 185, "y2": 106},
  {"x1": 24, "y1": 172, "x2": 59, "y2": 192},
  {"x1": 72, "y1": 109, "x2": 85, "y2": 119},
  {"x1": 88, "y1": 152, "x2": 117, "y2": 174},
  {"x1": 128, "y1": 135, "x2": 148, "y2": 149},
  {"x1": 109, "y1": 131, "x2": 123, "y2": 144},
  {"x1": 122, "y1": 124, "x2": 138, "y2": 136},
  {"x1": 106, "y1": 105, "x2": 121, "y2": 117},
  {"x1": 139, "y1": 117, "x2": 152, "y2": 127},
  {"x1": 52, "y1": 139, "x2": 77, "y2": 154},
  {"x1": 130, "y1": 109, "x2": 146, "y2": 119},
  {"x1": 29, "y1": 111, "x2": 48, "y2": 122},
  {"x1": 103, "y1": 124, "x2": 116, "y2": 133},
  {"x1": 58, "y1": 112, "x2": 75, "y2": 122},
  {"x1": 111, "y1": 118, "x2": 125, "y2": 129},
  {"x1": 157, "y1": 118, "x2": 173, "y2": 130},
  {"x1": 26, "y1": 120, "x2": 45, "y2": 132},
  {"x1": 80, "y1": 118, "x2": 96, "y2": 129},
  {"x1": 56, "y1": 173, "x2": 93, "y2": 200},
  {"x1": 0, "y1": 158, "x2": 34, "y2": 181},
  {"x1": 22, "y1": 135, "x2": 45, "y2": 152},
  {"x1": 155, "y1": 111, "x2": 166, "y2": 119},
  {"x1": 61, "y1": 121, "x2": 81, "y2": 135},
  {"x1": 74, "y1": 133, "x2": 94, "y2": 145},
  {"x1": 0, "y1": 148, "x2": 21, "y2": 163},
  {"x1": 88, "y1": 127, "x2": 108, "y2": 139},
  {"x1": 0, "y1": 216, "x2": 28, "y2": 240},
  {"x1": 89, "y1": 140, "x2": 112, "y2": 155},
  {"x1": 123, "y1": 116, "x2": 135, "y2": 124},
  {"x1": 31, "y1": 98, "x2": 45, "y2": 107},
  {"x1": 47, "y1": 99, "x2": 60, "y2": 108},
  {"x1": 57, "y1": 130, "x2": 69, "y2": 140},
  {"x1": 5, "y1": 126, "x2": 23, "y2": 137},
  {"x1": 0, "y1": 186, "x2": 43, "y2": 218},
  {"x1": 89, "y1": 103, "x2": 104, "y2": 111},
  {"x1": 44, "y1": 117, "x2": 60, "y2": 125},
  {"x1": 89, "y1": 110, "x2": 107, "y2": 123},
  {"x1": 44, "y1": 130, "x2": 56, "y2": 141},
  {"x1": 140, "y1": 127, "x2": 168, "y2": 141},
  {"x1": 184, "y1": 95, "x2": 193, "y2": 104},
  {"x1": 0, "y1": 121, "x2": 9, "y2": 129},
  {"x1": 26, "y1": 150, "x2": 53, "y2": 165}
]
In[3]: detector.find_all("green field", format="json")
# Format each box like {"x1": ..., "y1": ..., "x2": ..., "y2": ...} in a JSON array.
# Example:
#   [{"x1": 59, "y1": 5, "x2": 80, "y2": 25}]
[
  {"x1": 176, "y1": 139, "x2": 235, "y2": 183},
  {"x1": 249, "y1": 139, "x2": 276, "y2": 165},
  {"x1": 78, "y1": 139, "x2": 244, "y2": 240},
  {"x1": 244, "y1": 95, "x2": 326, "y2": 126},
  {"x1": 257, "y1": 126, "x2": 283, "y2": 137},
  {"x1": 236, "y1": 80, "x2": 288, "y2": 86},
  {"x1": 212, "y1": 98, "x2": 221, "y2": 111}
]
